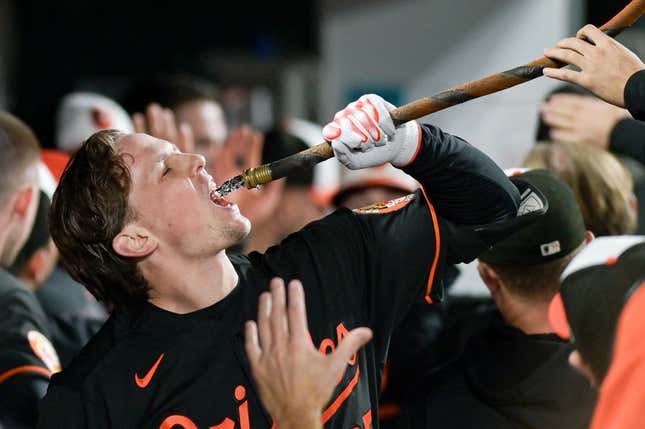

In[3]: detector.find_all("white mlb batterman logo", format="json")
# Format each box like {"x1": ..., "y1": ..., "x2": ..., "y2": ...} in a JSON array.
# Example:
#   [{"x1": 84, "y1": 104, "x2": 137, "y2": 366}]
[{"x1": 540, "y1": 240, "x2": 561, "y2": 257}]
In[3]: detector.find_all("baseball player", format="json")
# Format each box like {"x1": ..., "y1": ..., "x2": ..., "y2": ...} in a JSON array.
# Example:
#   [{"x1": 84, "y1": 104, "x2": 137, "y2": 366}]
[{"x1": 39, "y1": 94, "x2": 542, "y2": 428}]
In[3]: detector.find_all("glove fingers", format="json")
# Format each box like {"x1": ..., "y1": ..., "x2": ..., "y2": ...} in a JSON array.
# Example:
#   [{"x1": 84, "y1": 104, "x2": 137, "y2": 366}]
[
  {"x1": 347, "y1": 104, "x2": 384, "y2": 146},
  {"x1": 359, "y1": 94, "x2": 396, "y2": 137}
]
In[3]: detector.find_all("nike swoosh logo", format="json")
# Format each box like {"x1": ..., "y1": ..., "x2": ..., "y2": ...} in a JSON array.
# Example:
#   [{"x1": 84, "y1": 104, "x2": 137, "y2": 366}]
[{"x1": 135, "y1": 353, "x2": 164, "y2": 388}]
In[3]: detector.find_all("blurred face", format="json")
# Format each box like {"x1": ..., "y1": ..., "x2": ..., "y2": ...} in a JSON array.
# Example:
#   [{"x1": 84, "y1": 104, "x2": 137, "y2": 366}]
[
  {"x1": 174, "y1": 100, "x2": 227, "y2": 161},
  {"x1": 275, "y1": 188, "x2": 326, "y2": 240},
  {"x1": 117, "y1": 133, "x2": 250, "y2": 258}
]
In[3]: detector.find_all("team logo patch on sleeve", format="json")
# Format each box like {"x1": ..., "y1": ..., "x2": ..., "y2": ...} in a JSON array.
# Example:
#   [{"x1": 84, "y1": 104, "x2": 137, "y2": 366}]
[
  {"x1": 27, "y1": 330, "x2": 61, "y2": 373},
  {"x1": 353, "y1": 193, "x2": 416, "y2": 215}
]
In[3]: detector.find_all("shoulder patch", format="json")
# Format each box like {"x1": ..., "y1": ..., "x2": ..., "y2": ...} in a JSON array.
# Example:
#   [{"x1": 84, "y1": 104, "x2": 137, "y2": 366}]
[
  {"x1": 353, "y1": 193, "x2": 416, "y2": 215},
  {"x1": 28, "y1": 330, "x2": 61, "y2": 373}
]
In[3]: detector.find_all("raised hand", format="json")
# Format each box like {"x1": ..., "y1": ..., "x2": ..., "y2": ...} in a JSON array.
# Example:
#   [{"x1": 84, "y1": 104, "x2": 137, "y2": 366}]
[
  {"x1": 540, "y1": 93, "x2": 629, "y2": 148},
  {"x1": 543, "y1": 25, "x2": 645, "y2": 107},
  {"x1": 132, "y1": 103, "x2": 195, "y2": 152},
  {"x1": 245, "y1": 278, "x2": 372, "y2": 429}
]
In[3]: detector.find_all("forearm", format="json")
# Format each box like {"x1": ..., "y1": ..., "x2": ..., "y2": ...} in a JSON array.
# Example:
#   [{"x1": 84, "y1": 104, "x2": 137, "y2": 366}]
[
  {"x1": 402, "y1": 124, "x2": 519, "y2": 225},
  {"x1": 610, "y1": 118, "x2": 645, "y2": 164},
  {"x1": 625, "y1": 70, "x2": 645, "y2": 121}
]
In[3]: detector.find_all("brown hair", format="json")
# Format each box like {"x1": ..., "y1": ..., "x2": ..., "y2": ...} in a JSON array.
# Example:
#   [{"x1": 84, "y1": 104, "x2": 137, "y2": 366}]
[
  {"x1": 523, "y1": 142, "x2": 636, "y2": 236},
  {"x1": 0, "y1": 112, "x2": 40, "y2": 204},
  {"x1": 488, "y1": 247, "x2": 579, "y2": 300},
  {"x1": 49, "y1": 130, "x2": 149, "y2": 315}
]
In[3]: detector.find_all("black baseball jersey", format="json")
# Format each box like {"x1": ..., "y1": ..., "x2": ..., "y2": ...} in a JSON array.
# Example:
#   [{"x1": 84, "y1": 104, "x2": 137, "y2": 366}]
[
  {"x1": 0, "y1": 268, "x2": 61, "y2": 427},
  {"x1": 38, "y1": 124, "x2": 524, "y2": 429}
]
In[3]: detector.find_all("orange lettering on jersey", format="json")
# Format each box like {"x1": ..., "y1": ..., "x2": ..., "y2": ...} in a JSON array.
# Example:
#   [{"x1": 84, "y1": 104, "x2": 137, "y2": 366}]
[
  {"x1": 235, "y1": 385, "x2": 250, "y2": 429},
  {"x1": 160, "y1": 415, "x2": 198, "y2": 429},
  {"x1": 318, "y1": 338, "x2": 335, "y2": 355},
  {"x1": 336, "y1": 323, "x2": 357, "y2": 365}
]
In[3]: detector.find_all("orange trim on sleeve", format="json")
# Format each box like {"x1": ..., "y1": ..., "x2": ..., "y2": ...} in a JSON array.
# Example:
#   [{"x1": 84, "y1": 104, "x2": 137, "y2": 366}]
[
  {"x1": 321, "y1": 366, "x2": 361, "y2": 424},
  {"x1": 419, "y1": 186, "x2": 441, "y2": 304},
  {"x1": 0, "y1": 365, "x2": 52, "y2": 383}
]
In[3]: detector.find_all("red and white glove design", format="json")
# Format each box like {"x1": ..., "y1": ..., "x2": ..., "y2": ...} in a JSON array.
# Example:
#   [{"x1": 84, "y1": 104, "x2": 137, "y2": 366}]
[{"x1": 322, "y1": 94, "x2": 421, "y2": 170}]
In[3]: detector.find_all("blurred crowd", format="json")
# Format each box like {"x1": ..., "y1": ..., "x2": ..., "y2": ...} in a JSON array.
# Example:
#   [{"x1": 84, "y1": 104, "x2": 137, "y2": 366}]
[{"x1": 0, "y1": 20, "x2": 644, "y2": 429}]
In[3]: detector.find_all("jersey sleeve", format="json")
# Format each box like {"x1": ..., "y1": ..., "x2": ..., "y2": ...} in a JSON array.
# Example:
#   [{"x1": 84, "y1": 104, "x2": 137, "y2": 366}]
[
  {"x1": 37, "y1": 383, "x2": 87, "y2": 429},
  {"x1": 0, "y1": 287, "x2": 60, "y2": 427},
  {"x1": 624, "y1": 70, "x2": 645, "y2": 121},
  {"x1": 610, "y1": 118, "x2": 645, "y2": 164}
]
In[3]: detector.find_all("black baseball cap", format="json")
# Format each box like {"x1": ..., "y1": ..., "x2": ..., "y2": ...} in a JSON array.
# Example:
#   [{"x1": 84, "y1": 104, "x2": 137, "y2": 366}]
[
  {"x1": 479, "y1": 169, "x2": 586, "y2": 265},
  {"x1": 549, "y1": 236, "x2": 645, "y2": 382}
]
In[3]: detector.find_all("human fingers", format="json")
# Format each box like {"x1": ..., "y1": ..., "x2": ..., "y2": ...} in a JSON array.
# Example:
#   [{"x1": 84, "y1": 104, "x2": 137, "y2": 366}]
[
  {"x1": 257, "y1": 291, "x2": 273, "y2": 350},
  {"x1": 329, "y1": 327, "x2": 372, "y2": 376},
  {"x1": 132, "y1": 113, "x2": 147, "y2": 133},
  {"x1": 269, "y1": 278, "x2": 288, "y2": 345},
  {"x1": 287, "y1": 280, "x2": 309, "y2": 341}
]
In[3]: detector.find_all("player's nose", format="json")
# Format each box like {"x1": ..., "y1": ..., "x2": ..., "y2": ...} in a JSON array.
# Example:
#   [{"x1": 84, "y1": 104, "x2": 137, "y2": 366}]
[{"x1": 178, "y1": 153, "x2": 206, "y2": 177}]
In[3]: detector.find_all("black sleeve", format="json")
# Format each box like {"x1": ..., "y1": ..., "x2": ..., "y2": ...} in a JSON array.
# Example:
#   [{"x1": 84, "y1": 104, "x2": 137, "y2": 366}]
[
  {"x1": 37, "y1": 384, "x2": 87, "y2": 428},
  {"x1": 610, "y1": 118, "x2": 645, "y2": 164},
  {"x1": 0, "y1": 287, "x2": 59, "y2": 427},
  {"x1": 624, "y1": 69, "x2": 645, "y2": 121},
  {"x1": 403, "y1": 124, "x2": 520, "y2": 225}
]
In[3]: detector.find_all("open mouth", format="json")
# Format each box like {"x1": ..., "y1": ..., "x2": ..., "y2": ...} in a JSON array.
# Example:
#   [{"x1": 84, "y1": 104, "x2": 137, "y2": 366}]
[{"x1": 209, "y1": 189, "x2": 234, "y2": 208}]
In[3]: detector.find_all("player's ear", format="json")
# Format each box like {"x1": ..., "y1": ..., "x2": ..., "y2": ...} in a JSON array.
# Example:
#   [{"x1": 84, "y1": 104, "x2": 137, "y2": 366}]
[
  {"x1": 13, "y1": 185, "x2": 37, "y2": 219},
  {"x1": 477, "y1": 262, "x2": 502, "y2": 296},
  {"x1": 112, "y1": 224, "x2": 158, "y2": 258},
  {"x1": 584, "y1": 230, "x2": 594, "y2": 244}
]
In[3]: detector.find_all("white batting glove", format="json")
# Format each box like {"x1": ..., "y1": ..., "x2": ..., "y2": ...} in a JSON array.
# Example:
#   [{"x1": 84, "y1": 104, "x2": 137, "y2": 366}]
[{"x1": 322, "y1": 94, "x2": 421, "y2": 170}]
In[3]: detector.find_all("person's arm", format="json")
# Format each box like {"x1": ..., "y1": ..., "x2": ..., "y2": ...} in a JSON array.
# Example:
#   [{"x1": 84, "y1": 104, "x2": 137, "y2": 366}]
[
  {"x1": 244, "y1": 278, "x2": 372, "y2": 429},
  {"x1": 0, "y1": 288, "x2": 60, "y2": 427},
  {"x1": 543, "y1": 24, "x2": 645, "y2": 113},
  {"x1": 322, "y1": 94, "x2": 520, "y2": 226},
  {"x1": 610, "y1": 118, "x2": 645, "y2": 164},
  {"x1": 37, "y1": 383, "x2": 87, "y2": 429},
  {"x1": 623, "y1": 70, "x2": 645, "y2": 121}
]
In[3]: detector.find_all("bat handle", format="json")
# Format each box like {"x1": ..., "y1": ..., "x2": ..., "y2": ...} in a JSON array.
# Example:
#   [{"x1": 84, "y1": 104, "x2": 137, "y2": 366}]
[
  {"x1": 242, "y1": 110, "x2": 412, "y2": 188},
  {"x1": 242, "y1": 140, "x2": 334, "y2": 188}
]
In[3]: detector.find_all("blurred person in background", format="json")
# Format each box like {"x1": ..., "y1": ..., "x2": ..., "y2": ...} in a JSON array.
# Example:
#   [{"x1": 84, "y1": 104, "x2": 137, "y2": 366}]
[
  {"x1": 548, "y1": 236, "x2": 645, "y2": 429},
  {"x1": 394, "y1": 170, "x2": 596, "y2": 429},
  {"x1": 9, "y1": 192, "x2": 57, "y2": 292},
  {"x1": 244, "y1": 128, "x2": 327, "y2": 253},
  {"x1": 535, "y1": 85, "x2": 645, "y2": 233},
  {"x1": 332, "y1": 163, "x2": 418, "y2": 210},
  {"x1": 9, "y1": 191, "x2": 107, "y2": 367},
  {"x1": 0, "y1": 112, "x2": 61, "y2": 428},
  {"x1": 123, "y1": 74, "x2": 282, "y2": 230},
  {"x1": 44, "y1": 92, "x2": 134, "y2": 182},
  {"x1": 523, "y1": 141, "x2": 637, "y2": 236}
]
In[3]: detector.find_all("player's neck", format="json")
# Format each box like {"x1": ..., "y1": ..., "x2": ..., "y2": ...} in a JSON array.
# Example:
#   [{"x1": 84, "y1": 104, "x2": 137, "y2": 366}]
[
  {"x1": 145, "y1": 250, "x2": 238, "y2": 314},
  {"x1": 499, "y1": 293, "x2": 553, "y2": 335}
]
